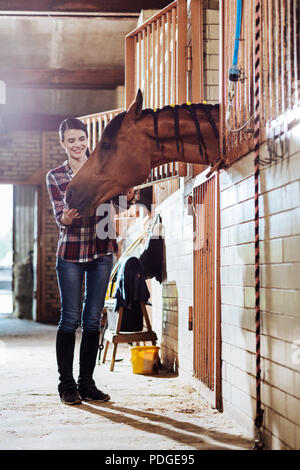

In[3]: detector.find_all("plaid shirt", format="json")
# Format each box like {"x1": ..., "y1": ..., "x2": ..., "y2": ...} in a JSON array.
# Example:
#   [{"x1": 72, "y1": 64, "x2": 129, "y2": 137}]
[{"x1": 46, "y1": 160, "x2": 118, "y2": 263}]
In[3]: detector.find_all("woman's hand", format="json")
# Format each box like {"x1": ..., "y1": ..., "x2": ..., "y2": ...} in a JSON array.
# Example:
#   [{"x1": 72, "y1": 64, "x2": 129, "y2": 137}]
[{"x1": 60, "y1": 208, "x2": 81, "y2": 226}]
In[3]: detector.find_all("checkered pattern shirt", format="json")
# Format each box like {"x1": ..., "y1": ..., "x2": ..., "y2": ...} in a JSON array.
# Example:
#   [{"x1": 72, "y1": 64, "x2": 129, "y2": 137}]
[{"x1": 46, "y1": 160, "x2": 118, "y2": 263}]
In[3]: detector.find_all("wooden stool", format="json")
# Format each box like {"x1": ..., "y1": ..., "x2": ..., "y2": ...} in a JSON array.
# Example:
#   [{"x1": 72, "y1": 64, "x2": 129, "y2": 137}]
[{"x1": 102, "y1": 301, "x2": 157, "y2": 371}]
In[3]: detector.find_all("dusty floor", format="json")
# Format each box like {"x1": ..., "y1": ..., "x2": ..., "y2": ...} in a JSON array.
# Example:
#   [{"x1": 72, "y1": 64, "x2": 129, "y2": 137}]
[{"x1": 0, "y1": 317, "x2": 253, "y2": 451}]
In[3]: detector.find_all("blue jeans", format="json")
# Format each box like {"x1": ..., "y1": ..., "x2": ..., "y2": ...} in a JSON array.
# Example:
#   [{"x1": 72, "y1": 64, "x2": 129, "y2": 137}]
[{"x1": 56, "y1": 255, "x2": 113, "y2": 333}]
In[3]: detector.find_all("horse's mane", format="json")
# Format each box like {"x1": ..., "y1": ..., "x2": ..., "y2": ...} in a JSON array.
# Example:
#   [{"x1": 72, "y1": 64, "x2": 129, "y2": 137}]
[
  {"x1": 103, "y1": 102, "x2": 219, "y2": 162},
  {"x1": 141, "y1": 103, "x2": 219, "y2": 158}
]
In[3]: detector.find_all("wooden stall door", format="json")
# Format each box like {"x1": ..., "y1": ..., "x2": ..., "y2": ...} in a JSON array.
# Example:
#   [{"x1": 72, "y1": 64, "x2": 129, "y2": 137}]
[
  {"x1": 125, "y1": 0, "x2": 187, "y2": 186},
  {"x1": 193, "y1": 172, "x2": 221, "y2": 410}
]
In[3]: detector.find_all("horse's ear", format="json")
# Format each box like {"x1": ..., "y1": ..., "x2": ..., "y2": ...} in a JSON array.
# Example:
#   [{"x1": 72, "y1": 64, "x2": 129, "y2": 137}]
[{"x1": 125, "y1": 89, "x2": 143, "y2": 122}]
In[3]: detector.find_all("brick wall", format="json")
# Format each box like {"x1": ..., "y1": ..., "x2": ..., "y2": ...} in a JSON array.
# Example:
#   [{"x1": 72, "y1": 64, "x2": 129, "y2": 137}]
[
  {"x1": 220, "y1": 122, "x2": 300, "y2": 449},
  {"x1": 0, "y1": 131, "x2": 41, "y2": 182},
  {"x1": 42, "y1": 132, "x2": 67, "y2": 324},
  {"x1": 0, "y1": 129, "x2": 66, "y2": 323}
]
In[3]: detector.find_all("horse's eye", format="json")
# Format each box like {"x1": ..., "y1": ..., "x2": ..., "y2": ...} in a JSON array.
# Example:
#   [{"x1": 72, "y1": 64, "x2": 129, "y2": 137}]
[{"x1": 101, "y1": 141, "x2": 111, "y2": 151}]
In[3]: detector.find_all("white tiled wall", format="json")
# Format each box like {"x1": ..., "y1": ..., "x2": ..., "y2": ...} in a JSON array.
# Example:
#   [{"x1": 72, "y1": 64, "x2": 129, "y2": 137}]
[
  {"x1": 220, "y1": 122, "x2": 300, "y2": 449},
  {"x1": 151, "y1": 188, "x2": 194, "y2": 375},
  {"x1": 203, "y1": 9, "x2": 219, "y2": 104}
]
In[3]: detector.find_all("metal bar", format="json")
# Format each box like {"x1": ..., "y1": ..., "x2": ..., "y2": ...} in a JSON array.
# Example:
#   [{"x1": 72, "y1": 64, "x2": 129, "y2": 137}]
[
  {"x1": 163, "y1": 13, "x2": 170, "y2": 177},
  {"x1": 143, "y1": 28, "x2": 148, "y2": 107},
  {"x1": 201, "y1": 183, "x2": 205, "y2": 382},
  {"x1": 86, "y1": 117, "x2": 91, "y2": 151},
  {"x1": 205, "y1": 182, "x2": 209, "y2": 385},
  {"x1": 171, "y1": 6, "x2": 177, "y2": 104},
  {"x1": 92, "y1": 117, "x2": 96, "y2": 149},
  {"x1": 204, "y1": 182, "x2": 209, "y2": 386},
  {"x1": 208, "y1": 179, "x2": 212, "y2": 388},
  {"x1": 196, "y1": 186, "x2": 200, "y2": 379},
  {"x1": 211, "y1": 176, "x2": 216, "y2": 389},
  {"x1": 268, "y1": 0, "x2": 275, "y2": 120},
  {"x1": 280, "y1": 0, "x2": 286, "y2": 114},
  {"x1": 196, "y1": 184, "x2": 201, "y2": 380},
  {"x1": 193, "y1": 186, "x2": 198, "y2": 377},
  {"x1": 275, "y1": 0, "x2": 280, "y2": 117},
  {"x1": 262, "y1": 0, "x2": 270, "y2": 126},
  {"x1": 147, "y1": 24, "x2": 152, "y2": 108},
  {"x1": 125, "y1": 36, "x2": 135, "y2": 109},
  {"x1": 167, "y1": 10, "x2": 172, "y2": 104},
  {"x1": 103, "y1": 114, "x2": 108, "y2": 133},
  {"x1": 286, "y1": 0, "x2": 292, "y2": 109},
  {"x1": 138, "y1": 32, "x2": 142, "y2": 91},
  {"x1": 151, "y1": 21, "x2": 156, "y2": 107},
  {"x1": 177, "y1": 0, "x2": 187, "y2": 103},
  {"x1": 177, "y1": 0, "x2": 187, "y2": 177},
  {"x1": 157, "y1": 18, "x2": 161, "y2": 108},
  {"x1": 214, "y1": 171, "x2": 222, "y2": 409},
  {"x1": 133, "y1": 35, "x2": 138, "y2": 96},
  {"x1": 191, "y1": 0, "x2": 204, "y2": 103},
  {"x1": 210, "y1": 178, "x2": 214, "y2": 388},
  {"x1": 162, "y1": 14, "x2": 166, "y2": 106},
  {"x1": 292, "y1": 0, "x2": 298, "y2": 105}
]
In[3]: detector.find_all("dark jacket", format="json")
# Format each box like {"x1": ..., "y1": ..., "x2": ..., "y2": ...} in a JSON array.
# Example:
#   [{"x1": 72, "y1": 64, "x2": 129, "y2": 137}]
[
  {"x1": 112, "y1": 256, "x2": 150, "y2": 332},
  {"x1": 140, "y1": 236, "x2": 164, "y2": 283}
]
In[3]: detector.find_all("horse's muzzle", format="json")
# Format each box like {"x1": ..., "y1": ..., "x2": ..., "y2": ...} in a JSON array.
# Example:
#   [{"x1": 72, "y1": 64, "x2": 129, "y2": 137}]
[{"x1": 66, "y1": 188, "x2": 90, "y2": 214}]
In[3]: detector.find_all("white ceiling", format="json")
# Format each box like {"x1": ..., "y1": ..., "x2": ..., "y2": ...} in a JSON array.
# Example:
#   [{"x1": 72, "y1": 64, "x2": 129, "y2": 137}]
[
  {"x1": 0, "y1": 14, "x2": 139, "y2": 116},
  {"x1": 0, "y1": 15, "x2": 138, "y2": 69}
]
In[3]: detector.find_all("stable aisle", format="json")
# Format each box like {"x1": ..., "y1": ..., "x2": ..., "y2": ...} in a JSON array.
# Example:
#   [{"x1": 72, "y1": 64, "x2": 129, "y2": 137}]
[{"x1": 0, "y1": 318, "x2": 252, "y2": 451}]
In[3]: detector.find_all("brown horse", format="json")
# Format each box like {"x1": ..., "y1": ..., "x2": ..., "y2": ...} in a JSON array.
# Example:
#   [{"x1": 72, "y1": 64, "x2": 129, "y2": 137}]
[{"x1": 66, "y1": 90, "x2": 220, "y2": 215}]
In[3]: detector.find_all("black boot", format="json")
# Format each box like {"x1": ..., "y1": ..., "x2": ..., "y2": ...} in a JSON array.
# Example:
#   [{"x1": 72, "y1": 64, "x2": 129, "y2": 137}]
[
  {"x1": 78, "y1": 330, "x2": 110, "y2": 402},
  {"x1": 56, "y1": 329, "x2": 82, "y2": 405}
]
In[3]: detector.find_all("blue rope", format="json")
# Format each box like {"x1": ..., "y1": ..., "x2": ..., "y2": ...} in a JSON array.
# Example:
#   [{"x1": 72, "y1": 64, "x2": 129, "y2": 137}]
[
  {"x1": 233, "y1": 0, "x2": 243, "y2": 66},
  {"x1": 229, "y1": 0, "x2": 243, "y2": 81}
]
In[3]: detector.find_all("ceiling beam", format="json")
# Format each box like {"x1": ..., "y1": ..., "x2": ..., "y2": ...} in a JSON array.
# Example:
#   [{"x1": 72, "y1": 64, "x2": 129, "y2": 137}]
[
  {"x1": 1, "y1": 113, "x2": 66, "y2": 132},
  {"x1": 0, "y1": 68, "x2": 124, "y2": 89},
  {"x1": 0, "y1": 1, "x2": 170, "y2": 13}
]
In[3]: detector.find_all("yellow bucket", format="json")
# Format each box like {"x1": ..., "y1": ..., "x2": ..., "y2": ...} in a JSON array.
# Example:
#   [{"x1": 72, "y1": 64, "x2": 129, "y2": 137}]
[{"x1": 130, "y1": 345, "x2": 160, "y2": 375}]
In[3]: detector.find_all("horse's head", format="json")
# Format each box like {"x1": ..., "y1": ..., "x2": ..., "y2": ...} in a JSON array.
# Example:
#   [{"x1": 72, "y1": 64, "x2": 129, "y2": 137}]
[{"x1": 66, "y1": 90, "x2": 151, "y2": 215}]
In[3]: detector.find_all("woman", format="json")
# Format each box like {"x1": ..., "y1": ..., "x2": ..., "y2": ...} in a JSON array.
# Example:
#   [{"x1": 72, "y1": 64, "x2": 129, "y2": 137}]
[{"x1": 46, "y1": 118, "x2": 131, "y2": 406}]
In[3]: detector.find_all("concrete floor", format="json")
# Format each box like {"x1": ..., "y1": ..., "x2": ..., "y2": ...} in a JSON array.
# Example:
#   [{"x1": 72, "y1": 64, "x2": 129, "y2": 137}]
[{"x1": 0, "y1": 317, "x2": 253, "y2": 451}]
